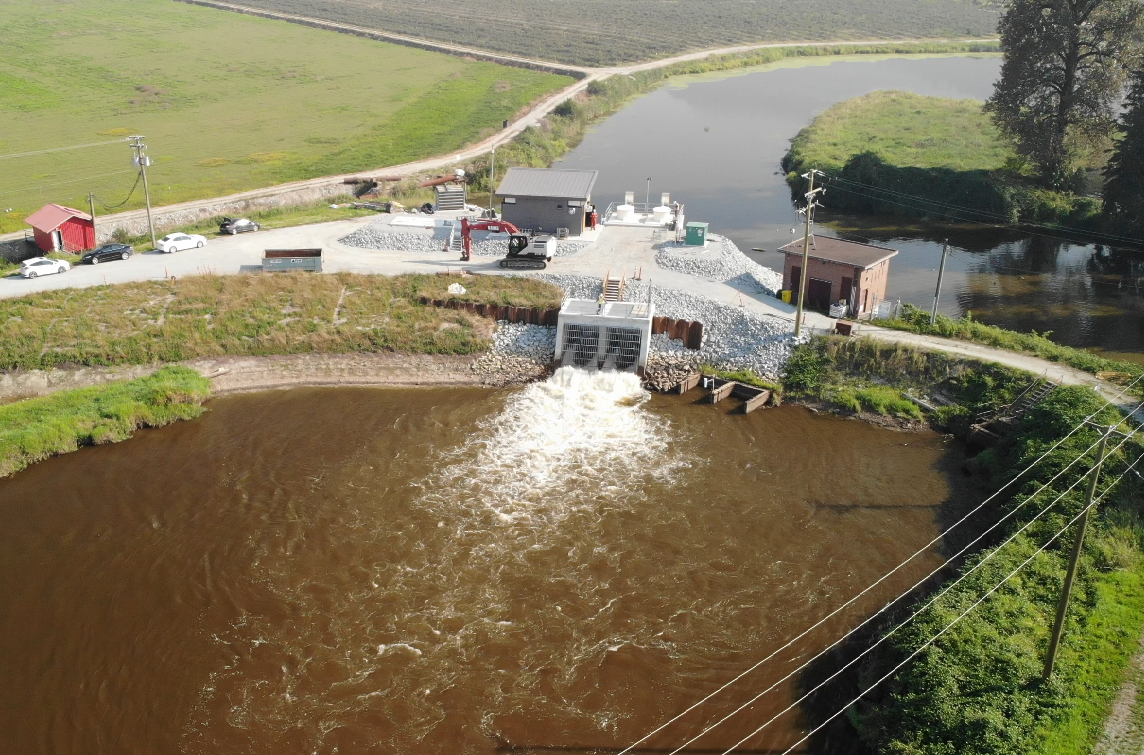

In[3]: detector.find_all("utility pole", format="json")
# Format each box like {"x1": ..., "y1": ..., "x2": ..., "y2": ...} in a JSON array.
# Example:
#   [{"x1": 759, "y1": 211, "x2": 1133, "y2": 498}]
[
  {"x1": 489, "y1": 143, "x2": 497, "y2": 213},
  {"x1": 646, "y1": 177, "x2": 651, "y2": 210},
  {"x1": 87, "y1": 191, "x2": 96, "y2": 245},
  {"x1": 930, "y1": 239, "x2": 950, "y2": 325},
  {"x1": 794, "y1": 169, "x2": 824, "y2": 337},
  {"x1": 128, "y1": 135, "x2": 156, "y2": 249},
  {"x1": 1043, "y1": 427, "x2": 1111, "y2": 681}
]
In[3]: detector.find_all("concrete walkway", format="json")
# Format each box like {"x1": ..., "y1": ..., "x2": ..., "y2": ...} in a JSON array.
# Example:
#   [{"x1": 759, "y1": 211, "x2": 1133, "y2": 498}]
[{"x1": 5, "y1": 216, "x2": 1138, "y2": 418}]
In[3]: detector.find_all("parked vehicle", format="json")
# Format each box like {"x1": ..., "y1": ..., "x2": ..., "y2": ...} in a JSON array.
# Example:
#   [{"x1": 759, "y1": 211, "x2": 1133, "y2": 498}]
[
  {"x1": 157, "y1": 233, "x2": 207, "y2": 253},
  {"x1": 81, "y1": 243, "x2": 133, "y2": 265},
  {"x1": 219, "y1": 217, "x2": 260, "y2": 235},
  {"x1": 20, "y1": 257, "x2": 70, "y2": 278}
]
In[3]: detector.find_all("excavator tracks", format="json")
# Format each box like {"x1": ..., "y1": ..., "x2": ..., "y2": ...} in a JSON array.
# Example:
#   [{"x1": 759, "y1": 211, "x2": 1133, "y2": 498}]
[{"x1": 499, "y1": 258, "x2": 548, "y2": 270}]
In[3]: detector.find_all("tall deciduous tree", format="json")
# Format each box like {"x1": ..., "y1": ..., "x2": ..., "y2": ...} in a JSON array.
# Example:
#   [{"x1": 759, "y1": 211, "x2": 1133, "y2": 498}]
[
  {"x1": 1104, "y1": 70, "x2": 1144, "y2": 233},
  {"x1": 985, "y1": 0, "x2": 1144, "y2": 189}
]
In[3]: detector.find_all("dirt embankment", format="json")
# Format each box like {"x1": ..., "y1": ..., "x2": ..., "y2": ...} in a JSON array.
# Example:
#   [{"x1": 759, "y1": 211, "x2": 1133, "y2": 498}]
[{"x1": 0, "y1": 352, "x2": 550, "y2": 404}]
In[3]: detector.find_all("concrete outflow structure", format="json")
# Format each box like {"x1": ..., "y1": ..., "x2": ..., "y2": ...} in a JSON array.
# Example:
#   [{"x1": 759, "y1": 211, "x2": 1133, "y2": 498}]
[
  {"x1": 778, "y1": 236, "x2": 898, "y2": 317},
  {"x1": 495, "y1": 168, "x2": 599, "y2": 237},
  {"x1": 555, "y1": 298, "x2": 654, "y2": 372}
]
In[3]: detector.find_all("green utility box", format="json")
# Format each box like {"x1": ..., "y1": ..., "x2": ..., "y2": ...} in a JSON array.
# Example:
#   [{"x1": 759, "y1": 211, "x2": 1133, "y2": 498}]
[{"x1": 685, "y1": 222, "x2": 709, "y2": 247}]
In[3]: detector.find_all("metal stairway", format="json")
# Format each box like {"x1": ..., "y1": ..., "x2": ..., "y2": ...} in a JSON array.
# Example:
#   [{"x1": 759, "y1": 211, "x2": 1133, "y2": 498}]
[
  {"x1": 603, "y1": 271, "x2": 626, "y2": 302},
  {"x1": 969, "y1": 377, "x2": 1058, "y2": 446}
]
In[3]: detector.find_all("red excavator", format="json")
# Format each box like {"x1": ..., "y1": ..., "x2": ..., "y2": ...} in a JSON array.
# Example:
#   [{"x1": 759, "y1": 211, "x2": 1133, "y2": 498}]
[{"x1": 459, "y1": 218, "x2": 555, "y2": 270}]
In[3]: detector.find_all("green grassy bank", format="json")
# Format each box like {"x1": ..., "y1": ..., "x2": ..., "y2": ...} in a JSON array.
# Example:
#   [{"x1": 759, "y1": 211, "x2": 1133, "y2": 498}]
[
  {"x1": 783, "y1": 338, "x2": 1144, "y2": 754},
  {"x1": 0, "y1": 0, "x2": 569, "y2": 234},
  {"x1": 783, "y1": 91, "x2": 1102, "y2": 228},
  {"x1": 0, "y1": 366, "x2": 210, "y2": 477},
  {"x1": 0, "y1": 272, "x2": 562, "y2": 371}
]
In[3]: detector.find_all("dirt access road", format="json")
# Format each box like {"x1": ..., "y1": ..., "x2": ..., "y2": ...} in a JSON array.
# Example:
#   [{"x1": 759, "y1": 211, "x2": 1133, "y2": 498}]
[{"x1": 0, "y1": 0, "x2": 994, "y2": 244}]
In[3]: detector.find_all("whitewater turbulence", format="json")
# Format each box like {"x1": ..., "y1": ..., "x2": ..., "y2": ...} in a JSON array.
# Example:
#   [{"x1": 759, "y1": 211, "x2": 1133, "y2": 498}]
[{"x1": 424, "y1": 366, "x2": 682, "y2": 523}]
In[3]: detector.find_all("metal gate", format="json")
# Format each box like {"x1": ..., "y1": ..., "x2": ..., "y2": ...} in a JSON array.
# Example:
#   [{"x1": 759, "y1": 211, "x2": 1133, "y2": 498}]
[
  {"x1": 562, "y1": 324, "x2": 601, "y2": 367},
  {"x1": 605, "y1": 327, "x2": 643, "y2": 371}
]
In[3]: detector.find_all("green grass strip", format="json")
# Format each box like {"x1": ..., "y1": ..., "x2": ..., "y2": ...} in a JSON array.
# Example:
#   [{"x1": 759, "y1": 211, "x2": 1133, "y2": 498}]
[{"x1": 0, "y1": 366, "x2": 211, "y2": 477}]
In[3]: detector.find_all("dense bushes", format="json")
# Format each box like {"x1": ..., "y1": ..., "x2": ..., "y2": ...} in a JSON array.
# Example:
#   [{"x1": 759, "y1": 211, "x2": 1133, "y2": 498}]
[{"x1": 852, "y1": 387, "x2": 1144, "y2": 754}]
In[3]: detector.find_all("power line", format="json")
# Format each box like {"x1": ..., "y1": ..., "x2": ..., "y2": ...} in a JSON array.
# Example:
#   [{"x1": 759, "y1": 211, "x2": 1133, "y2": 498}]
[
  {"x1": 822, "y1": 176, "x2": 1144, "y2": 249},
  {"x1": 666, "y1": 409, "x2": 1143, "y2": 755},
  {"x1": 614, "y1": 381, "x2": 1142, "y2": 755},
  {"x1": 942, "y1": 248, "x2": 1144, "y2": 294},
  {"x1": 0, "y1": 169, "x2": 138, "y2": 199},
  {"x1": 0, "y1": 139, "x2": 127, "y2": 161},
  {"x1": 769, "y1": 445, "x2": 1144, "y2": 755},
  {"x1": 94, "y1": 172, "x2": 143, "y2": 211}
]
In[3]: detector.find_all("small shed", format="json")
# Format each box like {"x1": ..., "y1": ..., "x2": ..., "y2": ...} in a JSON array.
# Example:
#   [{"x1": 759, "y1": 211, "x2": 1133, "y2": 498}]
[
  {"x1": 25, "y1": 204, "x2": 95, "y2": 253},
  {"x1": 495, "y1": 168, "x2": 598, "y2": 237},
  {"x1": 778, "y1": 236, "x2": 899, "y2": 316}
]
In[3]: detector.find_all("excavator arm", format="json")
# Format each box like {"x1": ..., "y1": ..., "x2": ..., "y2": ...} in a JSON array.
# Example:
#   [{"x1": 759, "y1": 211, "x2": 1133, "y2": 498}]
[{"x1": 459, "y1": 218, "x2": 528, "y2": 262}]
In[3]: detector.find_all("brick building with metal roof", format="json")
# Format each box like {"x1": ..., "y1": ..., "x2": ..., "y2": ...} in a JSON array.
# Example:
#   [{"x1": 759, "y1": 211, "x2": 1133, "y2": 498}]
[
  {"x1": 25, "y1": 204, "x2": 95, "y2": 254},
  {"x1": 495, "y1": 168, "x2": 599, "y2": 237},
  {"x1": 778, "y1": 236, "x2": 899, "y2": 316}
]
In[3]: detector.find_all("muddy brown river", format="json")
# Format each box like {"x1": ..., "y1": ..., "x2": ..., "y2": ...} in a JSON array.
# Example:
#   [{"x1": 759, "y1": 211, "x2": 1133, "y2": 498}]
[{"x1": 0, "y1": 371, "x2": 973, "y2": 753}]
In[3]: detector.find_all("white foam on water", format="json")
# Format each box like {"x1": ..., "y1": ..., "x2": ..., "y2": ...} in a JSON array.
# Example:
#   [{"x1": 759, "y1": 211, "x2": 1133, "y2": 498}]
[{"x1": 428, "y1": 366, "x2": 678, "y2": 522}]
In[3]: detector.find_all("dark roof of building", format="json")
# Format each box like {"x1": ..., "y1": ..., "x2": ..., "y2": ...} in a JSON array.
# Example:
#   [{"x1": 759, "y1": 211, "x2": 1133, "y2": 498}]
[
  {"x1": 25, "y1": 204, "x2": 91, "y2": 233},
  {"x1": 778, "y1": 236, "x2": 898, "y2": 269},
  {"x1": 496, "y1": 168, "x2": 598, "y2": 199}
]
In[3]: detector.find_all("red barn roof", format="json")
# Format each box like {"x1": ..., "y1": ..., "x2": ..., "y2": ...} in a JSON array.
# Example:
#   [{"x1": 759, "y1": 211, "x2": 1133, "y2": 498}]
[{"x1": 25, "y1": 204, "x2": 92, "y2": 233}]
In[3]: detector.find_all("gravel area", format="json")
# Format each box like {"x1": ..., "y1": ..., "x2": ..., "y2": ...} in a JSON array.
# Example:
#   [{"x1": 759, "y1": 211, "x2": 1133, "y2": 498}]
[
  {"x1": 469, "y1": 238, "x2": 588, "y2": 258},
  {"x1": 654, "y1": 234, "x2": 783, "y2": 295},
  {"x1": 535, "y1": 274, "x2": 802, "y2": 380},
  {"x1": 470, "y1": 322, "x2": 557, "y2": 385},
  {"x1": 338, "y1": 224, "x2": 443, "y2": 253}
]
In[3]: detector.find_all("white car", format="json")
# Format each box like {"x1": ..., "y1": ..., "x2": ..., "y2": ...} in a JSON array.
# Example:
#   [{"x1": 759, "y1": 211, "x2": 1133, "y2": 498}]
[
  {"x1": 157, "y1": 233, "x2": 207, "y2": 253},
  {"x1": 20, "y1": 257, "x2": 70, "y2": 278}
]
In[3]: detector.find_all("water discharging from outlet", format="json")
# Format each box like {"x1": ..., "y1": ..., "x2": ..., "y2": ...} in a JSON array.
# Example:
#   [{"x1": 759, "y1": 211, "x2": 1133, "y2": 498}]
[{"x1": 0, "y1": 377, "x2": 966, "y2": 755}]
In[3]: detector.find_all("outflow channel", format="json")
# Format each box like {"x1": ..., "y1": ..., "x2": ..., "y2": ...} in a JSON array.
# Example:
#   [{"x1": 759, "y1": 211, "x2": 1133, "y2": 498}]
[{"x1": 0, "y1": 370, "x2": 974, "y2": 753}]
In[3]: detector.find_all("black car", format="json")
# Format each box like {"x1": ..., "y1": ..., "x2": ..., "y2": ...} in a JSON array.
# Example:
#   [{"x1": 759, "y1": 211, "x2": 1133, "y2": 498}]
[
  {"x1": 81, "y1": 243, "x2": 133, "y2": 265},
  {"x1": 219, "y1": 217, "x2": 260, "y2": 235}
]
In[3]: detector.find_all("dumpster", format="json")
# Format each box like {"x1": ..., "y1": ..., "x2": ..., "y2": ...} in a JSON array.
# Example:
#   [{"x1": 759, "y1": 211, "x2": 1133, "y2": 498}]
[
  {"x1": 262, "y1": 248, "x2": 323, "y2": 272},
  {"x1": 780, "y1": 289, "x2": 792, "y2": 304},
  {"x1": 684, "y1": 222, "x2": 709, "y2": 247}
]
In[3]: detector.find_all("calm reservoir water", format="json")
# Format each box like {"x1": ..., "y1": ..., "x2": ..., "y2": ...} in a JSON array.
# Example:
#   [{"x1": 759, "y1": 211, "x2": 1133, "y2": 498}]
[
  {"x1": 557, "y1": 56, "x2": 1144, "y2": 360},
  {"x1": 0, "y1": 374, "x2": 975, "y2": 753}
]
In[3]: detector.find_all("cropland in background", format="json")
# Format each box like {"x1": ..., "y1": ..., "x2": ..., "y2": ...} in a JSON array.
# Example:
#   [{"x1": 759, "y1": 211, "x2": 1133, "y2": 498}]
[
  {"x1": 229, "y1": 0, "x2": 1001, "y2": 66},
  {"x1": 0, "y1": 0, "x2": 570, "y2": 234}
]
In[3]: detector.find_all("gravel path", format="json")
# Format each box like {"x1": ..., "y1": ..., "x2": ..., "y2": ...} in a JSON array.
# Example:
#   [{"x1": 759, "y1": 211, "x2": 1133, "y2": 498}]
[{"x1": 654, "y1": 234, "x2": 783, "y2": 295}]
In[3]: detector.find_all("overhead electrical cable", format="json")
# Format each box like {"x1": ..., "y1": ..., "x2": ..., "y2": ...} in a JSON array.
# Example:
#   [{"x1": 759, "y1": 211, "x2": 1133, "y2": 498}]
[
  {"x1": 822, "y1": 176, "x2": 1144, "y2": 249},
  {"x1": 0, "y1": 169, "x2": 138, "y2": 199},
  {"x1": 664, "y1": 411, "x2": 1144, "y2": 755},
  {"x1": 0, "y1": 139, "x2": 127, "y2": 161},
  {"x1": 94, "y1": 172, "x2": 143, "y2": 211},
  {"x1": 614, "y1": 380, "x2": 1142, "y2": 755},
  {"x1": 766, "y1": 446, "x2": 1144, "y2": 755}
]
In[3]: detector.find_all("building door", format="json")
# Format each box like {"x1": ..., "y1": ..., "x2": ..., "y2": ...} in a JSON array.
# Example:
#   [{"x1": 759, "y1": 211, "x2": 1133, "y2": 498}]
[
  {"x1": 807, "y1": 279, "x2": 832, "y2": 310},
  {"x1": 52, "y1": 230, "x2": 63, "y2": 251},
  {"x1": 841, "y1": 276, "x2": 853, "y2": 310},
  {"x1": 790, "y1": 266, "x2": 801, "y2": 301}
]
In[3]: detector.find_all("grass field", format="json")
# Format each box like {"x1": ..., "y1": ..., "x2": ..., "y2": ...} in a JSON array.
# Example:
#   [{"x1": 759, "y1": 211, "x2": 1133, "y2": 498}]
[
  {"x1": 235, "y1": 0, "x2": 1001, "y2": 66},
  {"x1": 0, "y1": 0, "x2": 570, "y2": 234},
  {"x1": 786, "y1": 90, "x2": 1011, "y2": 172},
  {"x1": 0, "y1": 272, "x2": 563, "y2": 371}
]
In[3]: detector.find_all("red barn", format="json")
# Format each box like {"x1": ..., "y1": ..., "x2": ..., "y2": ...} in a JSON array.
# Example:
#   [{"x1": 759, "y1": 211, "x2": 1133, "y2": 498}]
[{"x1": 25, "y1": 204, "x2": 95, "y2": 253}]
